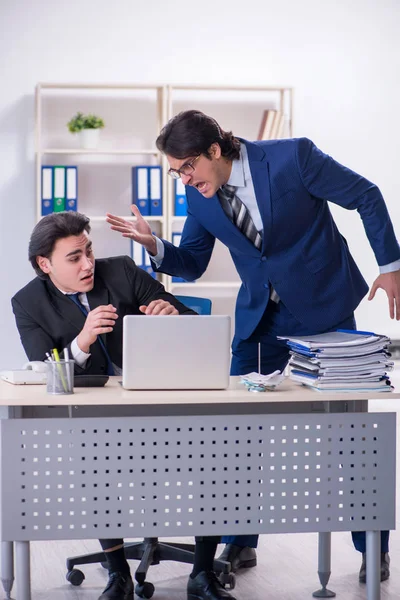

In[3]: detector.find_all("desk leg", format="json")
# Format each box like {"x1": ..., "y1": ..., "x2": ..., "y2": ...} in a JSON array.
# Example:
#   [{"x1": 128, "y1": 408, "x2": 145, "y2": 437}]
[
  {"x1": 1, "y1": 542, "x2": 14, "y2": 599},
  {"x1": 366, "y1": 531, "x2": 380, "y2": 600},
  {"x1": 312, "y1": 532, "x2": 335, "y2": 598},
  {"x1": 15, "y1": 542, "x2": 31, "y2": 600}
]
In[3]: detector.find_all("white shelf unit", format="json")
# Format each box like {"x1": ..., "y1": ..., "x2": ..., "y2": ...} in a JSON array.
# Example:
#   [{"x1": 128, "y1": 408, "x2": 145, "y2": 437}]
[
  {"x1": 165, "y1": 84, "x2": 293, "y2": 320},
  {"x1": 35, "y1": 82, "x2": 168, "y2": 285}
]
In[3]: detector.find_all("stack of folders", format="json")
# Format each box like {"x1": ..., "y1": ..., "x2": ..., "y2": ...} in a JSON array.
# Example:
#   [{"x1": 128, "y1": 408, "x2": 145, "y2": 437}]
[
  {"x1": 41, "y1": 166, "x2": 78, "y2": 215},
  {"x1": 278, "y1": 330, "x2": 394, "y2": 393}
]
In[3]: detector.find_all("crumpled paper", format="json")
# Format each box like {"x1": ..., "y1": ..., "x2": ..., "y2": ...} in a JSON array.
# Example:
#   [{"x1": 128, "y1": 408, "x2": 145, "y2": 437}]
[{"x1": 240, "y1": 370, "x2": 285, "y2": 392}]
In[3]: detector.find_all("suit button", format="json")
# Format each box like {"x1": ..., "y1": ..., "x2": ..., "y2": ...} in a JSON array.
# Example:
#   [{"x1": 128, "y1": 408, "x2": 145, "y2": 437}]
[
  {"x1": 261, "y1": 256, "x2": 267, "y2": 262},
  {"x1": 264, "y1": 283, "x2": 269, "y2": 289}
]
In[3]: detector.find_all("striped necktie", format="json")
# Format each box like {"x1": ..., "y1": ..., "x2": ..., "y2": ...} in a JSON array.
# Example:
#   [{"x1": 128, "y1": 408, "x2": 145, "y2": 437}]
[
  {"x1": 68, "y1": 293, "x2": 115, "y2": 376},
  {"x1": 217, "y1": 184, "x2": 262, "y2": 250},
  {"x1": 217, "y1": 185, "x2": 280, "y2": 303}
]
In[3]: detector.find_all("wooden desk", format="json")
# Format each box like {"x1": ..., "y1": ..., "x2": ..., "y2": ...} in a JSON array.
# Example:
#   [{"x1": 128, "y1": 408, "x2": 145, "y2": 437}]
[{"x1": 0, "y1": 377, "x2": 398, "y2": 600}]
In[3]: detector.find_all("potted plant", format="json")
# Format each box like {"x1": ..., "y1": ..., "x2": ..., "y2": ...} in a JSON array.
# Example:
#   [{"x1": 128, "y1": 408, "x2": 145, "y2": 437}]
[{"x1": 67, "y1": 112, "x2": 105, "y2": 149}]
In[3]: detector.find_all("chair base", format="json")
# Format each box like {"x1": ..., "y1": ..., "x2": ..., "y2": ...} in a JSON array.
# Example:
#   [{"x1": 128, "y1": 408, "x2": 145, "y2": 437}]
[{"x1": 66, "y1": 537, "x2": 231, "y2": 595}]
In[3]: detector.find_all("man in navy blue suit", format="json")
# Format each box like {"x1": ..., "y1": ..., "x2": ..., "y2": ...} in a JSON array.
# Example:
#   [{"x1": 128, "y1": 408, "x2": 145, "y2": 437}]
[{"x1": 107, "y1": 110, "x2": 400, "y2": 584}]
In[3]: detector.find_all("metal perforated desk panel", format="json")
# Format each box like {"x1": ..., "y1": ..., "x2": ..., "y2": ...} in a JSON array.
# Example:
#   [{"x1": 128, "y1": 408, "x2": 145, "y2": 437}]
[{"x1": 0, "y1": 377, "x2": 398, "y2": 600}]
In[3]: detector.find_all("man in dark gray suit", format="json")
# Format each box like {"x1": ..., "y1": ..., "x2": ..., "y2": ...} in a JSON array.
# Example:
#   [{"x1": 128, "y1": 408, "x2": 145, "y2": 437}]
[{"x1": 12, "y1": 211, "x2": 235, "y2": 600}]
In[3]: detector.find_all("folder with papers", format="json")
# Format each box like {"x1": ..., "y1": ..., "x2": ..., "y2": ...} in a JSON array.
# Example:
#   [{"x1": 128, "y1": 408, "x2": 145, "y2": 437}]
[{"x1": 278, "y1": 330, "x2": 393, "y2": 392}]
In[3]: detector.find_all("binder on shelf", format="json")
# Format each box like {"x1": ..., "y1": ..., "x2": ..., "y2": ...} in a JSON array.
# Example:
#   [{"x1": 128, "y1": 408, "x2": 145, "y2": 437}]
[
  {"x1": 132, "y1": 166, "x2": 150, "y2": 216},
  {"x1": 130, "y1": 239, "x2": 156, "y2": 279},
  {"x1": 149, "y1": 166, "x2": 163, "y2": 216},
  {"x1": 65, "y1": 166, "x2": 78, "y2": 212},
  {"x1": 174, "y1": 179, "x2": 187, "y2": 216},
  {"x1": 171, "y1": 232, "x2": 191, "y2": 283},
  {"x1": 142, "y1": 247, "x2": 156, "y2": 278},
  {"x1": 53, "y1": 166, "x2": 66, "y2": 212},
  {"x1": 130, "y1": 240, "x2": 143, "y2": 267},
  {"x1": 41, "y1": 166, "x2": 53, "y2": 216}
]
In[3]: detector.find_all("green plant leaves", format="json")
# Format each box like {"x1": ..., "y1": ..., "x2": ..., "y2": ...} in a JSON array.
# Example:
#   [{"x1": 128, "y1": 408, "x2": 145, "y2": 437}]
[{"x1": 67, "y1": 112, "x2": 105, "y2": 133}]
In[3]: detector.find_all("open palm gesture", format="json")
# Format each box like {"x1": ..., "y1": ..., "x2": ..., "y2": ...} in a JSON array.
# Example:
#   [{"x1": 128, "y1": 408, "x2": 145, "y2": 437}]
[{"x1": 106, "y1": 205, "x2": 157, "y2": 254}]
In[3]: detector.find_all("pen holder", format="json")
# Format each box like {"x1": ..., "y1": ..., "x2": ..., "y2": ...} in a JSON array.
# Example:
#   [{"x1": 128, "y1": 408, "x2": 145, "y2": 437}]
[{"x1": 46, "y1": 359, "x2": 75, "y2": 395}]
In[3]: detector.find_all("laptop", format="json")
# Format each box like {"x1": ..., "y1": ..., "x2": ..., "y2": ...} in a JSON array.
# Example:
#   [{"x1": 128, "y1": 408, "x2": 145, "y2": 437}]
[{"x1": 122, "y1": 315, "x2": 231, "y2": 390}]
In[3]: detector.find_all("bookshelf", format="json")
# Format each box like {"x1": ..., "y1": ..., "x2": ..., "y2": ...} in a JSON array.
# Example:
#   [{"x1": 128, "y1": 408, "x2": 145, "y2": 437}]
[
  {"x1": 35, "y1": 82, "x2": 293, "y2": 317},
  {"x1": 35, "y1": 82, "x2": 168, "y2": 284}
]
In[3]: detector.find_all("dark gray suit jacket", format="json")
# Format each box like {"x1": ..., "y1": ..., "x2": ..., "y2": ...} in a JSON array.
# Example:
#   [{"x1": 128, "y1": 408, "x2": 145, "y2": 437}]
[{"x1": 12, "y1": 255, "x2": 194, "y2": 375}]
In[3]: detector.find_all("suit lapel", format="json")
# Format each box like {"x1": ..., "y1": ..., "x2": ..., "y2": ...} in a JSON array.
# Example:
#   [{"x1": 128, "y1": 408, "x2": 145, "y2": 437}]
[
  {"x1": 46, "y1": 280, "x2": 86, "y2": 332},
  {"x1": 245, "y1": 141, "x2": 272, "y2": 254}
]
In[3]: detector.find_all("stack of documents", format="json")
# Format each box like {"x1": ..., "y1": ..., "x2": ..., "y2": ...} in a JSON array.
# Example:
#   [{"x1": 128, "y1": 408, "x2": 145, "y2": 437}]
[{"x1": 278, "y1": 330, "x2": 394, "y2": 392}]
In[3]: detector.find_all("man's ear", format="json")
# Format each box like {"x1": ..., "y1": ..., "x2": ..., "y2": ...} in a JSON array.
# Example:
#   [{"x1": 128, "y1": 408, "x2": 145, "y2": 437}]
[
  {"x1": 36, "y1": 256, "x2": 51, "y2": 274},
  {"x1": 210, "y1": 143, "x2": 222, "y2": 159}
]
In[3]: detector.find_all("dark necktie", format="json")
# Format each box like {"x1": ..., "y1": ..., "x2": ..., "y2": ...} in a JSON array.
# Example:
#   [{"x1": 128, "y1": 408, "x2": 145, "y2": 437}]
[
  {"x1": 68, "y1": 293, "x2": 115, "y2": 376},
  {"x1": 217, "y1": 184, "x2": 262, "y2": 250},
  {"x1": 217, "y1": 185, "x2": 280, "y2": 302}
]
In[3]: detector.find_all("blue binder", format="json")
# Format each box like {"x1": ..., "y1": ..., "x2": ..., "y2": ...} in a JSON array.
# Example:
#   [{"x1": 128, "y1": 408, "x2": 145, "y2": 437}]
[
  {"x1": 142, "y1": 247, "x2": 156, "y2": 278},
  {"x1": 174, "y1": 178, "x2": 187, "y2": 216},
  {"x1": 41, "y1": 166, "x2": 53, "y2": 215},
  {"x1": 66, "y1": 166, "x2": 78, "y2": 212},
  {"x1": 171, "y1": 232, "x2": 190, "y2": 283},
  {"x1": 132, "y1": 166, "x2": 150, "y2": 216},
  {"x1": 130, "y1": 239, "x2": 143, "y2": 267},
  {"x1": 149, "y1": 166, "x2": 163, "y2": 216}
]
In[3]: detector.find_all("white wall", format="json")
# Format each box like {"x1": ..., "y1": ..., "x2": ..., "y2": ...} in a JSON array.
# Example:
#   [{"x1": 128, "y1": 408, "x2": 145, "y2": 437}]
[{"x1": 1, "y1": 0, "x2": 399, "y2": 368}]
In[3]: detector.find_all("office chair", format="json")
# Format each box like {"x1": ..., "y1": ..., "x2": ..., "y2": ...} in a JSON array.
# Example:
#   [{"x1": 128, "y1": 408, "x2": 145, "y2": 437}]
[{"x1": 66, "y1": 296, "x2": 234, "y2": 598}]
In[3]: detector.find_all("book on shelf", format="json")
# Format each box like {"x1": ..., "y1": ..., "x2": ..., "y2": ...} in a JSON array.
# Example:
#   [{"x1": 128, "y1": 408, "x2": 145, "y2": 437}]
[
  {"x1": 257, "y1": 109, "x2": 286, "y2": 140},
  {"x1": 257, "y1": 109, "x2": 277, "y2": 140}
]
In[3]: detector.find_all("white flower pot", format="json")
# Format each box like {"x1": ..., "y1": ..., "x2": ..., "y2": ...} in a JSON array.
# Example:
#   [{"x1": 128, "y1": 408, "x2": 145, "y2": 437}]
[{"x1": 79, "y1": 128, "x2": 101, "y2": 149}]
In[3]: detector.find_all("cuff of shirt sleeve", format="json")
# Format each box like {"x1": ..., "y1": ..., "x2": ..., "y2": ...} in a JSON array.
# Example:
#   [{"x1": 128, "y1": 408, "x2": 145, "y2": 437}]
[
  {"x1": 379, "y1": 260, "x2": 400, "y2": 274},
  {"x1": 71, "y1": 337, "x2": 91, "y2": 368},
  {"x1": 148, "y1": 237, "x2": 165, "y2": 268}
]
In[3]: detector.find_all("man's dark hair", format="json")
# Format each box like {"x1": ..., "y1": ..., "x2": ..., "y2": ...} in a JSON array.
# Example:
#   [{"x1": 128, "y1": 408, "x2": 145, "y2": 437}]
[
  {"x1": 29, "y1": 211, "x2": 91, "y2": 279},
  {"x1": 156, "y1": 110, "x2": 241, "y2": 161}
]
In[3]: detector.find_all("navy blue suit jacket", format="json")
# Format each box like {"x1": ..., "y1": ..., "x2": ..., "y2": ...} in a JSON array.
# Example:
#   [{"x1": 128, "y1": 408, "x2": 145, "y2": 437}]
[{"x1": 154, "y1": 138, "x2": 400, "y2": 340}]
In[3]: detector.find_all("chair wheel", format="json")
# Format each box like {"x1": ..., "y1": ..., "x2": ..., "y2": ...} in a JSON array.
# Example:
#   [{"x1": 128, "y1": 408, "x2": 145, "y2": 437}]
[
  {"x1": 66, "y1": 568, "x2": 85, "y2": 586},
  {"x1": 101, "y1": 561, "x2": 108, "y2": 569},
  {"x1": 219, "y1": 572, "x2": 236, "y2": 590},
  {"x1": 135, "y1": 581, "x2": 155, "y2": 598}
]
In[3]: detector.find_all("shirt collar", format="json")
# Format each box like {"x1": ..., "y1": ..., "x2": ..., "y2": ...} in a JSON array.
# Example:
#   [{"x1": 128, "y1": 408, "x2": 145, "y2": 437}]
[{"x1": 225, "y1": 143, "x2": 246, "y2": 188}]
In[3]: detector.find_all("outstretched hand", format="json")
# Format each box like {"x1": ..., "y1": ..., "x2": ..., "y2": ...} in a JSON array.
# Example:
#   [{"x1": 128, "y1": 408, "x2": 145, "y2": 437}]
[
  {"x1": 106, "y1": 205, "x2": 157, "y2": 255},
  {"x1": 368, "y1": 270, "x2": 400, "y2": 320}
]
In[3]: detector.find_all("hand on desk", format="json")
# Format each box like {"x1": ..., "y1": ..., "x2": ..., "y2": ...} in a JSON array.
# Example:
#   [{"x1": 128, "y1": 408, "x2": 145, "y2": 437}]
[
  {"x1": 140, "y1": 299, "x2": 179, "y2": 316},
  {"x1": 368, "y1": 269, "x2": 400, "y2": 320},
  {"x1": 77, "y1": 304, "x2": 118, "y2": 353},
  {"x1": 106, "y1": 205, "x2": 157, "y2": 256}
]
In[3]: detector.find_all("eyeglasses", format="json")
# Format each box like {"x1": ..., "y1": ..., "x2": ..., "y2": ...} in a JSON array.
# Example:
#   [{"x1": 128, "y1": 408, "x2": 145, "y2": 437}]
[{"x1": 168, "y1": 154, "x2": 201, "y2": 179}]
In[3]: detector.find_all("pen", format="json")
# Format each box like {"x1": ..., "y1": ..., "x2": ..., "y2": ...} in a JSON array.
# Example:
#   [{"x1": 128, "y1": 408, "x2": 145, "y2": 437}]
[
  {"x1": 64, "y1": 347, "x2": 73, "y2": 391},
  {"x1": 52, "y1": 347, "x2": 68, "y2": 392}
]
